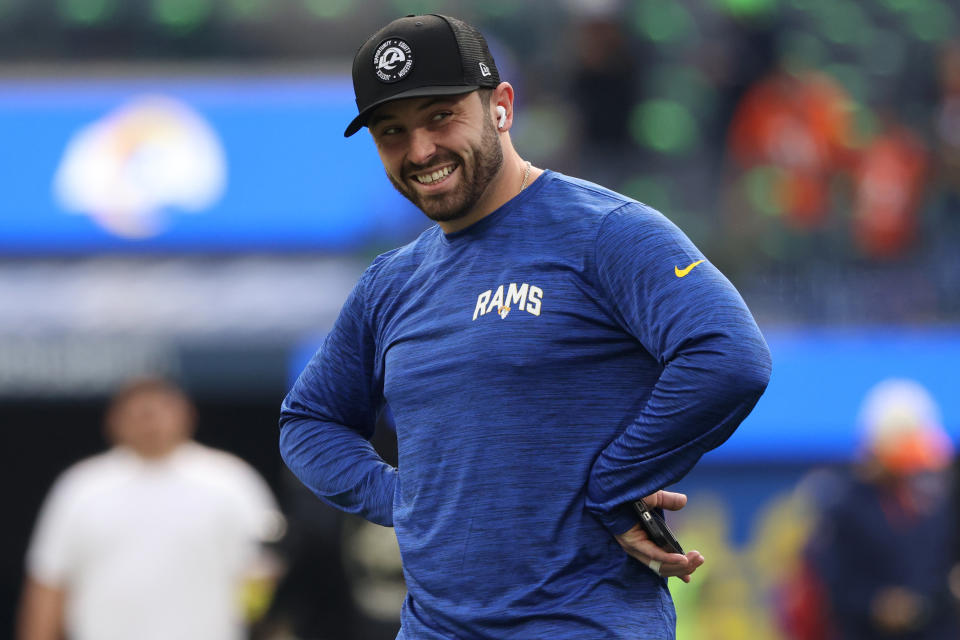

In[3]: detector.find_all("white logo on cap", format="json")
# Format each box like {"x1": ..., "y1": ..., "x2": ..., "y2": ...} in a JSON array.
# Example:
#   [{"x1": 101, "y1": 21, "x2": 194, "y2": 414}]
[
  {"x1": 373, "y1": 38, "x2": 414, "y2": 83},
  {"x1": 479, "y1": 62, "x2": 491, "y2": 77}
]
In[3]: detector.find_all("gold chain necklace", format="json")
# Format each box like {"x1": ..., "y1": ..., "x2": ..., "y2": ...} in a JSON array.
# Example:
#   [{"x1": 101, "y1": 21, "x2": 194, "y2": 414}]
[{"x1": 519, "y1": 160, "x2": 532, "y2": 191}]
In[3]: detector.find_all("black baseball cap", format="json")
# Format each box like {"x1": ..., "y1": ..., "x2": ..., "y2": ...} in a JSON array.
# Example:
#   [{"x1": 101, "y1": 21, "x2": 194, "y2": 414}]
[{"x1": 344, "y1": 14, "x2": 501, "y2": 137}]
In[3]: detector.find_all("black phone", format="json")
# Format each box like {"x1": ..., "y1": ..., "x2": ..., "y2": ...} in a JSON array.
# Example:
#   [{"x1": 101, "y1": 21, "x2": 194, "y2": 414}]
[{"x1": 631, "y1": 498, "x2": 684, "y2": 555}]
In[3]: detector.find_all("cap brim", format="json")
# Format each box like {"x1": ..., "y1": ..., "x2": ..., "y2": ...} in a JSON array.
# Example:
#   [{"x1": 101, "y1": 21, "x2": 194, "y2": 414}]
[{"x1": 343, "y1": 85, "x2": 480, "y2": 137}]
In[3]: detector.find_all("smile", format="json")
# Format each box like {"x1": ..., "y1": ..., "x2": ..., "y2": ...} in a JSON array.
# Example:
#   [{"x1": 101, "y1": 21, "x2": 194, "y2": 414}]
[{"x1": 412, "y1": 164, "x2": 457, "y2": 185}]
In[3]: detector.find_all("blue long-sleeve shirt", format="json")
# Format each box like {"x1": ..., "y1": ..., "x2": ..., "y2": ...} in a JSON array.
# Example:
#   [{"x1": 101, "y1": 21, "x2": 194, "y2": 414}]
[{"x1": 280, "y1": 170, "x2": 771, "y2": 639}]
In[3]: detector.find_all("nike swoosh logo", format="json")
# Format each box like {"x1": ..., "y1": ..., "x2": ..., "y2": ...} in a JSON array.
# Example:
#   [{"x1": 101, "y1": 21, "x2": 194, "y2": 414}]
[{"x1": 674, "y1": 260, "x2": 704, "y2": 278}]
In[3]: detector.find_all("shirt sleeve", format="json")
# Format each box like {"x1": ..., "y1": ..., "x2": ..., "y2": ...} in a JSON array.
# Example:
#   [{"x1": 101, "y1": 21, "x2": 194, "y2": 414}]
[
  {"x1": 279, "y1": 267, "x2": 398, "y2": 527},
  {"x1": 26, "y1": 472, "x2": 81, "y2": 587},
  {"x1": 585, "y1": 203, "x2": 772, "y2": 535}
]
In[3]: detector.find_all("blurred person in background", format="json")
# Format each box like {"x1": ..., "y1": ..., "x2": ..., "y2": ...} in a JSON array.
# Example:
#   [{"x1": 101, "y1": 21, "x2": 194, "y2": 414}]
[
  {"x1": 280, "y1": 13, "x2": 771, "y2": 640},
  {"x1": 931, "y1": 39, "x2": 960, "y2": 317},
  {"x1": 726, "y1": 68, "x2": 857, "y2": 232},
  {"x1": 568, "y1": 15, "x2": 640, "y2": 187},
  {"x1": 803, "y1": 378, "x2": 957, "y2": 640},
  {"x1": 17, "y1": 378, "x2": 284, "y2": 640},
  {"x1": 936, "y1": 40, "x2": 960, "y2": 204}
]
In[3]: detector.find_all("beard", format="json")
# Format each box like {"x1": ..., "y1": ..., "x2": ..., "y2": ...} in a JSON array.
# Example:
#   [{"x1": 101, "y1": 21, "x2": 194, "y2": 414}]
[{"x1": 386, "y1": 117, "x2": 504, "y2": 223}]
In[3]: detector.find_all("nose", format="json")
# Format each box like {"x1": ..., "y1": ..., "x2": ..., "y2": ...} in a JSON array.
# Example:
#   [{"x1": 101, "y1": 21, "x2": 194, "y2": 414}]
[{"x1": 407, "y1": 127, "x2": 437, "y2": 166}]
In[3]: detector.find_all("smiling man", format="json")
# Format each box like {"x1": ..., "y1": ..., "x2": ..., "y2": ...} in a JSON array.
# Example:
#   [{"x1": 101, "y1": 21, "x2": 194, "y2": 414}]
[
  {"x1": 280, "y1": 14, "x2": 772, "y2": 640},
  {"x1": 368, "y1": 91, "x2": 504, "y2": 227}
]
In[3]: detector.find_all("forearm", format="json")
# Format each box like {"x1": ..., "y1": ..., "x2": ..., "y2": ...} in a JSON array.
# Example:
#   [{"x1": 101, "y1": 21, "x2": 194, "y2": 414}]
[
  {"x1": 587, "y1": 328, "x2": 771, "y2": 534},
  {"x1": 17, "y1": 578, "x2": 65, "y2": 640},
  {"x1": 279, "y1": 415, "x2": 397, "y2": 526}
]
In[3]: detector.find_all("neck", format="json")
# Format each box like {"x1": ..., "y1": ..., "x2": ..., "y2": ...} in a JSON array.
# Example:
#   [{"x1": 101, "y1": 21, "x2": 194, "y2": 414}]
[
  {"x1": 121, "y1": 439, "x2": 187, "y2": 460},
  {"x1": 436, "y1": 150, "x2": 541, "y2": 234}
]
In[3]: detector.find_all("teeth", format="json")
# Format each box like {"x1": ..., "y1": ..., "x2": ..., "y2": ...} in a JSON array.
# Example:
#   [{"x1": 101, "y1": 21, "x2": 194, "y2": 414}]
[{"x1": 415, "y1": 165, "x2": 454, "y2": 184}]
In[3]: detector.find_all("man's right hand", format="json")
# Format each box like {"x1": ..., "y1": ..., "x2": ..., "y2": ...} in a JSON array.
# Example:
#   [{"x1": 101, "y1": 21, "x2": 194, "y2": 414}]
[{"x1": 614, "y1": 490, "x2": 704, "y2": 583}]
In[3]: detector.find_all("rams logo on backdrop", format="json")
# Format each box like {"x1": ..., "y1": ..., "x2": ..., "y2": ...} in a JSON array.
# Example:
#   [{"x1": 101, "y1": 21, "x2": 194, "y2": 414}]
[
  {"x1": 473, "y1": 283, "x2": 543, "y2": 320},
  {"x1": 53, "y1": 95, "x2": 226, "y2": 239}
]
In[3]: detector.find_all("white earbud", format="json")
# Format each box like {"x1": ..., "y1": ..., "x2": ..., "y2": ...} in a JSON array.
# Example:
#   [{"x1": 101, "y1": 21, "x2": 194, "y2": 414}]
[{"x1": 496, "y1": 105, "x2": 507, "y2": 129}]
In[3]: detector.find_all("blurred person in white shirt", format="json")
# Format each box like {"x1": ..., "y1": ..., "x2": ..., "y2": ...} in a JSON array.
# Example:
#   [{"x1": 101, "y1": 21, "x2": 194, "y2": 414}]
[{"x1": 17, "y1": 378, "x2": 284, "y2": 640}]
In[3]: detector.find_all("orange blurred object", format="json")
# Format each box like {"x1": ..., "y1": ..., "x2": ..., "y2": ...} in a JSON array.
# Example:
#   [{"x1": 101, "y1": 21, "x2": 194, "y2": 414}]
[
  {"x1": 858, "y1": 378, "x2": 953, "y2": 475},
  {"x1": 852, "y1": 127, "x2": 928, "y2": 258},
  {"x1": 873, "y1": 428, "x2": 953, "y2": 476},
  {"x1": 775, "y1": 171, "x2": 829, "y2": 228},
  {"x1": 728, "y1": 71, "x2": 855, "y2": 229}
]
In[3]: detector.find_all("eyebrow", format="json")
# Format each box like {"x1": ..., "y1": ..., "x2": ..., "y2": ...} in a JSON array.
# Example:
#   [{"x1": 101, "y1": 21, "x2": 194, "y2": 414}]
[{"x1": 368, "y1": 97, "x2": 458, "y2": 130}]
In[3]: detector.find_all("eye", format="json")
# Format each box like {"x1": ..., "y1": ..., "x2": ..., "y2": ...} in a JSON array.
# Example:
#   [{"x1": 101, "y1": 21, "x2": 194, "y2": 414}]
[
  {"x1": 381, "y1": 125, "x2": 402, "y2": 136},
  {"x1": 431, "y1": 111, "x2": 453, "y2": 122}
]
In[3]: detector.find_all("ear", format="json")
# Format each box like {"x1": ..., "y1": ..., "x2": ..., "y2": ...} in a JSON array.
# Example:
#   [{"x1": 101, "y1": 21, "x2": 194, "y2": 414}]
[{"x1": 491, "y1": 82, "x2": 515, "y2": 132}]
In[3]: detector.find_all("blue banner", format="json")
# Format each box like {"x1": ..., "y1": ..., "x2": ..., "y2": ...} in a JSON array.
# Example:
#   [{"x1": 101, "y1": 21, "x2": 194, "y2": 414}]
[
  {"x1": 709, "y1": 327, "x2": 960, "y2": 461},
  {"x1": 0, "y1": 75, "x2": 426, "y2": 252}
]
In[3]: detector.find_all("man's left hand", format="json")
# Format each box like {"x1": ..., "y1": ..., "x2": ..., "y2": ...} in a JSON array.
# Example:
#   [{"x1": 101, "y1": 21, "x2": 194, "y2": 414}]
[{"x1": 614, "y1": 490, "x2": 704, "y2": 583}]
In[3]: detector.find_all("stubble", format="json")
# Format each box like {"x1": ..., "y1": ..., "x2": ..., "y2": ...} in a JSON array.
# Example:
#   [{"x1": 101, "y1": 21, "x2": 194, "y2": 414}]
[{"x1": 387, "y1": 116, "x2": 504, "y2": 223}]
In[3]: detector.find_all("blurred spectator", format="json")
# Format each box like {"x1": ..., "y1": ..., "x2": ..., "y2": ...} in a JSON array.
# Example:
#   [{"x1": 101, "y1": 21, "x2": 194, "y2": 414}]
[
  {"x1": 567, "y1": 15, "x2": 642, "y2": 187},
  {"x1": 17, "y1": 378, "x2": 284, "y2": 640},
  {"x1": 723, "y1": 56, "x2": 936, "y2": 279},
  {"x1": 570, "y1": 17, "x2": 638, "y2": 147},
  {"x1": 802, "y1": 379, "x2": 957, "y2": 640},
  {"x1": 937, "y1": 40, "x2": 960, "y2": 199},
  {"x1": 852, "y1": 122, "x2": 928, "y2": 259},
  {"x1": 727, "y1": 69, "x2": 856, "y2": 230}
]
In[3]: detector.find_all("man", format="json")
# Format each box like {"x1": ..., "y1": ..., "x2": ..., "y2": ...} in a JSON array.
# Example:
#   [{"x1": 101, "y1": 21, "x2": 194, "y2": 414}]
[
  {"x1": 280, "y1": 14, "x2": 771, "y2": 639},
  {"x1": 804, "y1": 379, "x2": 958, "y2": 639},
  {"x1": 18, "y1": 378, "x2": 284, "y2": 640}
]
